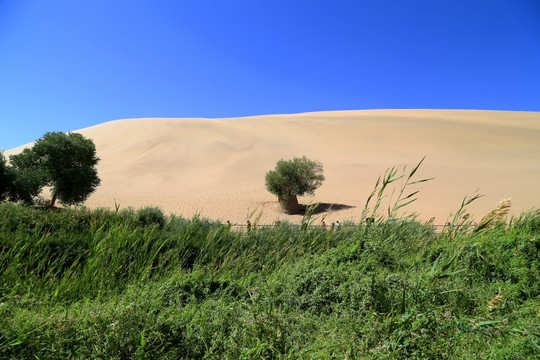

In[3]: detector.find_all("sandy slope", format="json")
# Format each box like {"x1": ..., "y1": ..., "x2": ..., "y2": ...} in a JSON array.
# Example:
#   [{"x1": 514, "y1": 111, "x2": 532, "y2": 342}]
[{"x1": 5, "y1": 110, "x2": 540, "y2": 225}]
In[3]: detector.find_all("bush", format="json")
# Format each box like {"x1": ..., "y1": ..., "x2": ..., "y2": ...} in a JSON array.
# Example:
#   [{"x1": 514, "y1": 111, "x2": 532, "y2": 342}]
[{"x1": 136, "y1": 206, "x2": 166, "y2": 228}]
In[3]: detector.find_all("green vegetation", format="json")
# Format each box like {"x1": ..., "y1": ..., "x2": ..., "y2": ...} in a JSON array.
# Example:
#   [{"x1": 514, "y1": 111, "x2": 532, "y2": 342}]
[
  {"x1": 0, "y1": 158, "x2": 537, "y2": 358},
  {"x1": 3, "y1": 131, "x2": 100, "y2": 208},
  {"x1": 0, "y1": 201, "x2": 538, "y2": 359},
  {"x1": 0, "y1": 152, "x2": 13, "y2": 202},
  {"x1": 265, "y1": 156, "x2": 325, "y2": 214}
]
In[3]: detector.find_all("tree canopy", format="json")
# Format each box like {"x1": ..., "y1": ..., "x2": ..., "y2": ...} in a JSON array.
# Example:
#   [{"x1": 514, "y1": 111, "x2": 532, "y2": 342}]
[
  {"x1": 265, "y1": 156, "x2": 324, "y2": 214},
  {"x1": 7, "y1": 132, "x2": 101, "y2": 207},
  {"x1": 0, "y1": 152, "x2": 13, "y2": 202}
]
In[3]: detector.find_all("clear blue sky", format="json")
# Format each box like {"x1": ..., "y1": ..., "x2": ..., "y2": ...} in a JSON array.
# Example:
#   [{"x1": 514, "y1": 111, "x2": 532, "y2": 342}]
[{"x1": 1, "y1": 0, "x2": 539, "y2": 150}]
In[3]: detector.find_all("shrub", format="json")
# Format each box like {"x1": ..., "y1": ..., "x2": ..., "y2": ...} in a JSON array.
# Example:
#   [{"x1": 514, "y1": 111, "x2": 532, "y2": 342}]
[{"x1": 136, "y1": 206, "x2": 166, "y2": 228}]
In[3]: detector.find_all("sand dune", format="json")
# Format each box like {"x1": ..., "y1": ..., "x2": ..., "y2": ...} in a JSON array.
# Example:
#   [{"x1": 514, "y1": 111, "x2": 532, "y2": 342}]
[{"x1": 6, "y1": 110, "x2": 540, "y2": 225}]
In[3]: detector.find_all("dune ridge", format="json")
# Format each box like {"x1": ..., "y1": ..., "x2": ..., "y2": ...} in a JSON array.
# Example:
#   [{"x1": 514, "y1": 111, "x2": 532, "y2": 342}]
[{"x1": 6, "y1": 109, "x2": 540, "y2": 225}]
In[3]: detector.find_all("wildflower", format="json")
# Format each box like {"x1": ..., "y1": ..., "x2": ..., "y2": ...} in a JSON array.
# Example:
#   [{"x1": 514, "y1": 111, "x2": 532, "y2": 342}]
[
  {"x1": 502, "y1": 319, "x2": 509, "y2": 325},
  {"x1": 421, "y1": 328, "x2": 427, "y2": 334}
]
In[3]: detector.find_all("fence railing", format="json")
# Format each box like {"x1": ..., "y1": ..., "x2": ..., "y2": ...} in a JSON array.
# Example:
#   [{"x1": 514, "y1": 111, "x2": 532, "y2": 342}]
[{"x1": 216, "y1": 222, "x2": 478, "y2": 232}]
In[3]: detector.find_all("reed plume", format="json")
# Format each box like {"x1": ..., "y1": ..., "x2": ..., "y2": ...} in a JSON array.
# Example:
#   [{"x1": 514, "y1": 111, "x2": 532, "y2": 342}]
[
  {"x1": 487, "y1": 295, "x2": 502, "y2": 311},
  {"x1": 477, "y1": 198, "x2": 511, "y2": 231}
]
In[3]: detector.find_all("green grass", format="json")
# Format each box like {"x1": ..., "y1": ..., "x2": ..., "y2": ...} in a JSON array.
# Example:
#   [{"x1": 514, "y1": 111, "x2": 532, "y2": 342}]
[{"x1": 0, "y1": 202, "x2": 538, "y2": 359}]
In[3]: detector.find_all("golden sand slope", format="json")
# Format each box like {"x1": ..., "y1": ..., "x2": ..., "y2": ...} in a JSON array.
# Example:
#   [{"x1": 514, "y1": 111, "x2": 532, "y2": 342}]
[{"x1": 6, "y1": 110, "x2": 540, "y2": 225}]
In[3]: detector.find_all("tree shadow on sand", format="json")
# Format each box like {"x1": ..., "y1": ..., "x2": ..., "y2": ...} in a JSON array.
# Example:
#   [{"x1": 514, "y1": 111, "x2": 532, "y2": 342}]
[{"x1": 298, "y1": 202, "x2": 356, "y2": 215}]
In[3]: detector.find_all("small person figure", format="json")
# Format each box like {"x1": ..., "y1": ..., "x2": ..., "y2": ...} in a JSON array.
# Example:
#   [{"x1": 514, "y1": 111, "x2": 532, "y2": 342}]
[
  {"x1": 336, "y1": 220, "x2": 341, "y2": 229},
  {"x1": 331, "y1": 222, "x2": 335, "y2": 230},
  {"x1": 321, "y1": 221, "x2": 327, "y2": 231},
  {"x1": 247, "y1": 220, "x2": 252, "y2": 232}
]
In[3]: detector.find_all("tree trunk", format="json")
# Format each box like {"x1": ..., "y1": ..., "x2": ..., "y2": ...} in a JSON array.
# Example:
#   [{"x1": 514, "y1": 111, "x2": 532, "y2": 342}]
[
  {"x1": 49, "y1": 193, "x2": 57, "y2": 210},
  {"x1": 278, "y1": 194, "x2": 299, "y2": 214}
]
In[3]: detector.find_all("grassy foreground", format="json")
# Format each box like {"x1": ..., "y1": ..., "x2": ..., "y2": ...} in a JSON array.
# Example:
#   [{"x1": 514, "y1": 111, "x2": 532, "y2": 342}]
[{"x1": 0, "y1": 202, "x2": 538, "y2": 359}]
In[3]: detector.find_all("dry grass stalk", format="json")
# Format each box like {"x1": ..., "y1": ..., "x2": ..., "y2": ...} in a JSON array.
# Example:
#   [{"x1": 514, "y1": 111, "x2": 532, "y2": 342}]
[
  {"x1": 479, "y1": 198, "x2": 511, "y2": 230},
  {"x1": 487, "y1": 295, "x2": 502, "y2": 310}
]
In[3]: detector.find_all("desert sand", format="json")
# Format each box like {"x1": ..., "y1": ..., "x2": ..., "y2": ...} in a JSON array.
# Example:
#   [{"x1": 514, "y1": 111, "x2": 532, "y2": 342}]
[{"x1": 6, "y1": 110, "x2": 540, "y2": 226}]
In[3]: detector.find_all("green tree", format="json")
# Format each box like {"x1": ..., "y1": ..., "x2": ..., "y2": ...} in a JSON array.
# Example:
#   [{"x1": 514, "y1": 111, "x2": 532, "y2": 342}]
[
  {"x1": 265, "y1": 156, "x2": 325, "y2": 214},
  {"x1": 8, "y1": 148, "x2": 47, "y2": 204},
  {"x1": 0, "y1": 151, "x2": 12, "y2": 201},
  {"x1": 9, "y1": 132, "x2": 101, "y2": 208}
]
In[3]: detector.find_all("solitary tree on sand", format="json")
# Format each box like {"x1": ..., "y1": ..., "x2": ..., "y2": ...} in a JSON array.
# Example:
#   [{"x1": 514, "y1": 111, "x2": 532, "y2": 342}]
[{"x1": 265, "y1": 156, "x2": 325, "y2": 214}]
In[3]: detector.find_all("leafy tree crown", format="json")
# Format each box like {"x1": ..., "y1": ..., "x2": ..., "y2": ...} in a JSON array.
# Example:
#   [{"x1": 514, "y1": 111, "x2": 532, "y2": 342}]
[
  {"x1": 265, "y1": 156, "x2": 324, "y2": 199},
  {"x1": 0, "y1": 152, "x2": 11, "y2": 201},
  {"x1": 8, "y1": 132, "x2": 100, "y2": 206}
]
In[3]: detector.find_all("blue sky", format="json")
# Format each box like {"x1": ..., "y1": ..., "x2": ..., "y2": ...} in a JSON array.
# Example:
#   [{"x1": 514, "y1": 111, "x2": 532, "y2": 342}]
[{"x1": 1, "y1": 0, "x2": 539, "y2": 150}]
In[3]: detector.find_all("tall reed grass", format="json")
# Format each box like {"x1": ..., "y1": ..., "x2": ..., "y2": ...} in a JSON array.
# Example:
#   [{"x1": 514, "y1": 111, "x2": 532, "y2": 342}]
[{"x1": 0, "y1": 169, "x2": 538, "y2": 358}]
